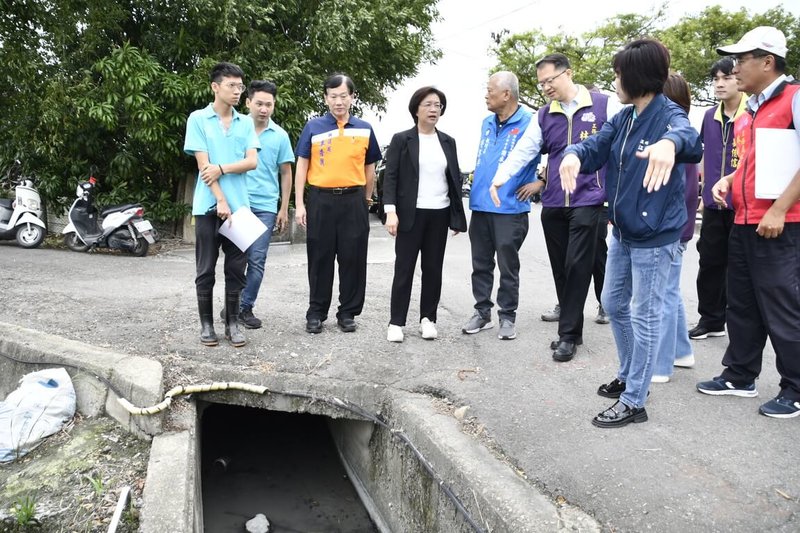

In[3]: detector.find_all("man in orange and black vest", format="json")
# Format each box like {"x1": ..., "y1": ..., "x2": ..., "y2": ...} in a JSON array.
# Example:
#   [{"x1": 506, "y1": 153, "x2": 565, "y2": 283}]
[
  {"x1": 697, "y1": 27, "x2": 800, "y2": 419},
  {"x1": 294, "y1": 73, "x2": 382, "y2": 334}
]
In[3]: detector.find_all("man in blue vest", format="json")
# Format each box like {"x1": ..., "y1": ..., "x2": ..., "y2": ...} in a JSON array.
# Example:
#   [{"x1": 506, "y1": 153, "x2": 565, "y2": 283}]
[
  {"x1": 492, "y1": 53, "x2": 620, "y2": 362},
  {"x1": 462, "y1": 71, "x2": 540, "y2": 341}
]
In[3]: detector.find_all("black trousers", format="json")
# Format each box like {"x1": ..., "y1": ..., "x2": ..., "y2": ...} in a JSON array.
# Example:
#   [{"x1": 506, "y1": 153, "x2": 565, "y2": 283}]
[
  {"x1": 305, "y1": 187, "x2": 369, "y2": 321},
  {"x1": 720, "y1": 223, "x2": 800, "y2": 401},
  {"x1": 468, "y1": 211, "x2": 529, "y2": 322},
  {"x1": 541, "y1": 205, "x2": 603, "y2": 342},
  {"x1": 195, "y1": 214, "x2": 246, "y2": 294},
  {"x1": 593, "y1": 206, "x2": 609, "y2": 303},
  {"x1": 696, "y1": 208, "x2": 735, "y2": 329},
  {"x1": 390, "y1": 207, "x2": 450, "y2": 326}
]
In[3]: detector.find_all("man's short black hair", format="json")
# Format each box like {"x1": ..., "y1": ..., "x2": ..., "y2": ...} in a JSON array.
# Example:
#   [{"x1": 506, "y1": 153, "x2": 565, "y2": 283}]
[
  {"x1": 248, "y1": 80, "x2": 277, "y2": 99},
  {"x1": 210, "y1": 62, "x2": 245, "y2": 83},
  {"x1": 709, "y1": 57, "x2": 734, "y2": 78},
  {"x1": 407, "y1": 86, "x2": 447, "y2": 124},
  {"x1": 535, "y1": 53, "x2": 571, "y2": 71},
  {"x1": 612, "y1": 39, "x2": 670, "y2": 99},
  {"x1": 324, "y1": 73, "x2": 355, "y2": 95}
]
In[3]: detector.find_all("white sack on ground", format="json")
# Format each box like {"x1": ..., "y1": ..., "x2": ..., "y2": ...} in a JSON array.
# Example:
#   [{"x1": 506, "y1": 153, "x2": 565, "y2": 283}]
[{"x1": 0, "y1": 368, "x2": 76, "y2": 463}]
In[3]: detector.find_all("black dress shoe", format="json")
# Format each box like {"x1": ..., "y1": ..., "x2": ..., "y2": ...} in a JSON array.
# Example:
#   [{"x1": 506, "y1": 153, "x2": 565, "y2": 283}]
[
  {"x1": 337, "y1": 317, "x2": 357, "y2": 332},
  {"x1": 597, "y1": 378, "x2": 626, "y2": 398},
  {"x1": 552, "y1": 340, "x2": 577, "y2": 362},
  {"x1": 549, "y1": 336, "x2": 583, "y2": 350},
  {"x1": 592, "y1": 400, "x2": 648, "y2": 428},
  {"x1": 306, "y1": 318, "x2": 323, "y2": 334}
]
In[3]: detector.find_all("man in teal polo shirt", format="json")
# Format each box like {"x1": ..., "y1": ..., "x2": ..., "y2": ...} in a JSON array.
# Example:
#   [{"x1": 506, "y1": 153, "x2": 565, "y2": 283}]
[
  {"x1": 235, "y1": 79, "x2": 295, "y2": 329},
  {"x1": 184, "y1": 62, "x2": 259, "y2": 347}
]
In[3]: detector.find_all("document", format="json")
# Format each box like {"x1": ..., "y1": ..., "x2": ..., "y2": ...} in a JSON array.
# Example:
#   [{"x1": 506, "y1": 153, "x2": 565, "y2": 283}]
[
  {"x1": 755, "y1": 128, "x2": 800, "y2": 199},
  {"x1": 218, "y1": 207, "x2": 267, "y2": 252}
]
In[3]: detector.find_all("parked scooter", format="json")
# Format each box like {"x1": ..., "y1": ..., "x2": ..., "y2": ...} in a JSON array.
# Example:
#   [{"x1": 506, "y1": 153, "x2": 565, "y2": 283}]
[
  {"x1": 0, "y1": 166, "x2": 47, "y2": 248},
  {"x1": 62, "y1": 176, "x2": 156, "y2": 256}
]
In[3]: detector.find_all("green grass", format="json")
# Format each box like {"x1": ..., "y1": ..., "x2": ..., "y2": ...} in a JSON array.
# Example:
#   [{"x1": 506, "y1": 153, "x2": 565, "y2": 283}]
[{"x1": 12, "y1": 495, "x2": 37, "y2": 526}]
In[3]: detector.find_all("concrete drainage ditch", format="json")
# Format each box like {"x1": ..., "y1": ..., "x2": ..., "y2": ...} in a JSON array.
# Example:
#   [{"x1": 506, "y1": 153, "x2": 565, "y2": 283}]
[{"x1": 0, "y1": 322, "x2": 600, "y2": 532}]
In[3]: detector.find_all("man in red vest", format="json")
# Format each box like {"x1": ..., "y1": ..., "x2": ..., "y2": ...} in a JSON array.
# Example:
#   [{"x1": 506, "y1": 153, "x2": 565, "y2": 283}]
[{"x1": 697, "y1": 27, "x2": 800, "y2": 419}]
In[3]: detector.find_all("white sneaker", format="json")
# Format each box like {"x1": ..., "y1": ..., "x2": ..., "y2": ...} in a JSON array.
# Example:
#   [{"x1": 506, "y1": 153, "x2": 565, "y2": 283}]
[
  {"x1": 420, "y1": 318, "x2": 438, "y2": 340},
  {"x1": 387, "y1": 324, "x2": 404, "y2": 343},
  {"x1": 674, "y1": 354, "x2": 695, "y2": 368},
  {"x1": 651, "y1": 375, "x2": 671, "y2": 383}
]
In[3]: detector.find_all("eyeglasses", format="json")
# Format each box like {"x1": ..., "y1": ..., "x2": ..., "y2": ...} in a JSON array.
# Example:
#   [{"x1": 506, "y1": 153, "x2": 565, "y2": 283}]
[
  {"x1": 420, "y1": 102, "x2": 443, "y2": 109},
  {"x1": 537, "y1": 70, "x2": 567, "y2": 89},
  {"x1": 219, "y1": 82, "x2": 246, "y2": 92},
  {"x1": 731, "y1": 53, "x2": 769, "y2": 67}
]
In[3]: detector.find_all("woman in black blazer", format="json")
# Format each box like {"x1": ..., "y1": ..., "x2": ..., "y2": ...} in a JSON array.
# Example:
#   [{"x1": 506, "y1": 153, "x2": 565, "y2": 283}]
[{"x1": 383, "y1": 86, "x2": 467, "y2": 342}]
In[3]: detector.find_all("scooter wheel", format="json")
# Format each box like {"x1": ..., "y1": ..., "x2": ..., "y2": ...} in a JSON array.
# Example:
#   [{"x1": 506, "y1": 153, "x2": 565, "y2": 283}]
[
  {"x1": 131, "y1": 237, "x2": 149, "y2": 257},
  {"x1": 16, "y1": 224, "x2": 45, "y2": 248},
  {"x1": 64, "y1": 232, "x2": 90, "y2": 252}
]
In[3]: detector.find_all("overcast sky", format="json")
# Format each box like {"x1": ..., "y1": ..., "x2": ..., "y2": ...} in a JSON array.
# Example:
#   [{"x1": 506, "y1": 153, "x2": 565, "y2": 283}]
[{"x1": 361, "y1": 0, "x2": 799, "y2": 169}]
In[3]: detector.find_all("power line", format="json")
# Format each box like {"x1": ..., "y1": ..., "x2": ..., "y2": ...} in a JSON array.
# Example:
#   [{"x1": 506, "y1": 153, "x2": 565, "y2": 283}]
[{"x1": 436, "y1": 1, "x2": 541, "y2": 42}]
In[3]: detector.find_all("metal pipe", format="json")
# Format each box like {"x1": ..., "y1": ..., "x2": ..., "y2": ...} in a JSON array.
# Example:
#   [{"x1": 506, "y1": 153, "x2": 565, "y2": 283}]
[{"x1": 107, "y1": 485, "x2": 131, "y2": 533}]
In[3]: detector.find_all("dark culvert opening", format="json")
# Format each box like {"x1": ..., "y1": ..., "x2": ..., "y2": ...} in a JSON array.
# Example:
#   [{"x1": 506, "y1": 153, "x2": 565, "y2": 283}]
[{"x1": 201, "y1": 403, "x2": 379, "y2": 533}]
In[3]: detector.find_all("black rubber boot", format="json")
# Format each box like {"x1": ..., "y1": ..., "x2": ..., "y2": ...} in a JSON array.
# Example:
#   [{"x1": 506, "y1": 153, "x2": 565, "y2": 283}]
[
  {"x1": 224, "y1": 292, "x2": 246, "y2": 347},
  {"x1": 197, "y1": 291, "x2": 218, "y2": 346}
]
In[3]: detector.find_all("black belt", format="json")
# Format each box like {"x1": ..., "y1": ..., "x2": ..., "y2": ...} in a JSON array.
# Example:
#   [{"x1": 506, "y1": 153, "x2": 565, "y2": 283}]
[{"x1": 309, "y1": 185, "x2": 364, "y2": 195}]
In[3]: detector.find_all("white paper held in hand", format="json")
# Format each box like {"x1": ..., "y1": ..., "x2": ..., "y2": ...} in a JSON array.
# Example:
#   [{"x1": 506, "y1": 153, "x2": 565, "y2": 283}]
[
  {"x1": 218, "y1": 207, "x2": 268, "y2": 252},
  {"x1": 755, "y1": 128, "x2": 800, "y2": 199}
]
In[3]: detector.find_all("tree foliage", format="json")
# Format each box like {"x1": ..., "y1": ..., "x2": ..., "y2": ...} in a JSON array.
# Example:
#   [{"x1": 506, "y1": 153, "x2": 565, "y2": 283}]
[
  {"x1": 0, "y1": 0, "x2": 440, "y2": 222},
  {"x1": 659, "y1": 6, "x2": 800, "y2": 103},
  {"x1": 491, "y1": 4, "x2": 799, "y2": 110}
]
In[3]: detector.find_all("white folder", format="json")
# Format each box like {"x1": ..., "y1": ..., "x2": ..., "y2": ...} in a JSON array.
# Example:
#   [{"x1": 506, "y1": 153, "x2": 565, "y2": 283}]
[
  {"x1": 755, "y1": 128, "x2": 800, "y2": 199},
  {"x1": 218, "y1": 207, "x2": 267, "y2": 252}
]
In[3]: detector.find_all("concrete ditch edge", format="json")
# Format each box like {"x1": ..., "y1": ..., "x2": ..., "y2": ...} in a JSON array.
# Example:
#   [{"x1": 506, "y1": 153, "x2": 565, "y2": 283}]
[
  {"x1": 134, "y1": 371, "x2": 601, "y2": 532},
  {"x1": 386, "y1": 392, "x2": 600, "y2": 532},
  {"x1": 139, "y1": 400, "x2": 201, "y2": 533},
  {"x1": 0, "y1": 321, "x2": 164, "y2": 437}
]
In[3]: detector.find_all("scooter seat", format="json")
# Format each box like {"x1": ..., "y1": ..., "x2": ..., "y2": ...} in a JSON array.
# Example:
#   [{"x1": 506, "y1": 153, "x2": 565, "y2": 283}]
[
  {"x1": 100, "y1": 204, "x2": 140, "y2": 216},
  {"x1": 0, "y1": 198, "x2": 13, "y2": 209}
]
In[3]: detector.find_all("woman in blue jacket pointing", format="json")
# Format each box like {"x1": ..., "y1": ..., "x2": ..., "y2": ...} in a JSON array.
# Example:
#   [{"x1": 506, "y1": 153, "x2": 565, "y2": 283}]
[{"x1": 560, "y1": 39, "x2": 703, "y2": 428}]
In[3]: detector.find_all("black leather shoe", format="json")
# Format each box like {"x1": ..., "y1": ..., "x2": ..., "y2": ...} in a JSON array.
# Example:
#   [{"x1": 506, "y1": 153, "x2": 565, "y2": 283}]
[
  {"x1": 552, "y1": 340, "x2": 577, "y2": 362},
  {"x1": 306, "y1": 318, "x2": 323, "y2": 334},
  {"x1": 597, "y1": 378, "x2": 626, "y2": 398},
  {"x1": 592, "y1": 401, "x2": 648, "y2": 428},
  {"x1": 549, "y1": 336, "x2": 583, "y2": 350},
  {"x1": 337, "y1": 317, "x2": 357, "y2": 332}
]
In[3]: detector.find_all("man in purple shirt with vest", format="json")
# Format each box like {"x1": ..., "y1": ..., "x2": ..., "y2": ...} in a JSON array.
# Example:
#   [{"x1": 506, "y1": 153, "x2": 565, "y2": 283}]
[
  {"x1": 689, "y1": 57, "x2": 747, "y2": 341},
  {"x1": 492, "y1": 53, "x2": 620, "y2": 362}
]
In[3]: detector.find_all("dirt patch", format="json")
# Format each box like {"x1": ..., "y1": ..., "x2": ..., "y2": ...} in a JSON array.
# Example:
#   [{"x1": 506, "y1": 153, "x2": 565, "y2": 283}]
[
  {"x1": 41, "y1": 235, "x2": 187, "y2": 257},
  {"x1": 0, "y1": 415, "x2": 149, "y2": 532}
]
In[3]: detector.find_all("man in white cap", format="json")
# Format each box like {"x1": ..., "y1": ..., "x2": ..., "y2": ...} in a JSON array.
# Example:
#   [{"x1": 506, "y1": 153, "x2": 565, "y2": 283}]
[{"x1": 696, "y1": 27, "x2": 800, "y2": 419}]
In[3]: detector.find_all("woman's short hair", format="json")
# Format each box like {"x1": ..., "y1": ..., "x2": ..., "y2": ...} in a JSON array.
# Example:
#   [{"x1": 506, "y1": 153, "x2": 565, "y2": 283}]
[
  {"x1": 613, "y1": 39, "x2": 671, "y2": 99},
  {"x1": 408, "y1": 86, "x2": 447, "y2": 123},
  {"x1": 663, "y1": 72, "x2": 691, "y2": 114}
]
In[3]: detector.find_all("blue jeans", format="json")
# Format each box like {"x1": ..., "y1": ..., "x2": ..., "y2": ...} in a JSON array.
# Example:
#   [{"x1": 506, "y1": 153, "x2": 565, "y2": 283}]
[
  {"x1": 602, "y1": 236, "x2": 678, "y2": 408},
  {"x1": 654, "y1": 242, "x2": 692, "y2": 377},
  {"x1": 241, "y1": 210, "x2": 277, "y2": 311}
]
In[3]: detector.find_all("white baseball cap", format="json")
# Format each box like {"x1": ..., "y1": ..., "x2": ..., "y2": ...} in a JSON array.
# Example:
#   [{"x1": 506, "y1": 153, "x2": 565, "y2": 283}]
[{"x1": 717, "y1": 26, "x2": 787, "y2": 58}]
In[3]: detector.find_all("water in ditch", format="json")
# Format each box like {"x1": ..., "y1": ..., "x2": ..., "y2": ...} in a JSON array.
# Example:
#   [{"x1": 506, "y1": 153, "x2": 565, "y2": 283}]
[{"x1": 201, "y1": 404, "x2": 378, "y2": 532}]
